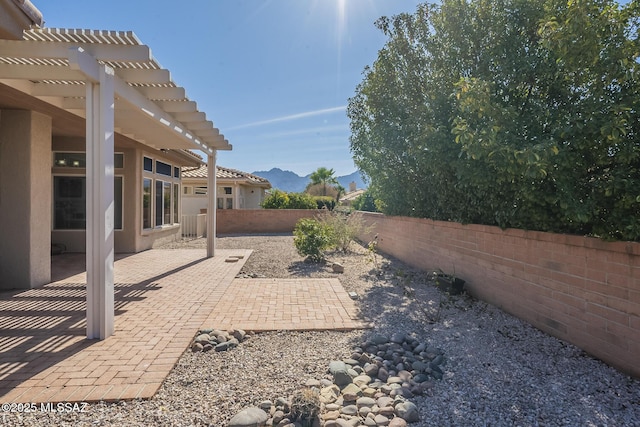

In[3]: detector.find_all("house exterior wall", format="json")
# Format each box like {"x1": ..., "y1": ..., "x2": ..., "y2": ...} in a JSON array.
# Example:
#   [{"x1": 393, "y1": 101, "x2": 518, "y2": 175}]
[
  {"x1": 115, "y1": 147, "x2": 137, "y2": 252},
  {"x1": 182, "y1": 178, "x2": 266, "y2": 213},
  {"x1": 354, "y1": 212, "x2": 640, "y2": 378},
  {"x1": 240, "y1": 185, "x2": 265, "y2": 208},
  {"x1": 50, "y1": 139, "x2": 184, "y2": 253},
  {"x1": 0, "y1": 109, "x2": 51, "y2": 290}
]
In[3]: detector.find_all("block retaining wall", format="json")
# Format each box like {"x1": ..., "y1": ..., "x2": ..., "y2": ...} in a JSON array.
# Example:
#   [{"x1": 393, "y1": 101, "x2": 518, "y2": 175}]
[{"x1": 355, "y1": 212, "x2": 640, "y2": 378}]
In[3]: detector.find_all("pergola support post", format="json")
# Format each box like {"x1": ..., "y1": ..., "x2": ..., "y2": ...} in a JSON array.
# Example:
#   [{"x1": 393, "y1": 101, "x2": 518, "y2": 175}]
[
  {"x1": 84, "y1": 64, "x2": 115, "y2": 340},
  {"x1": 206, "y1": 152, "x2": 217, "y2": 257}
]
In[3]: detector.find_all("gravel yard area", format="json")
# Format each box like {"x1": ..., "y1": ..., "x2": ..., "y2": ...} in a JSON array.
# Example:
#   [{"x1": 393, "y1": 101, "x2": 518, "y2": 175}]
[{"x1": 5, "y1": 233, "x2": 640, "y2": 426}]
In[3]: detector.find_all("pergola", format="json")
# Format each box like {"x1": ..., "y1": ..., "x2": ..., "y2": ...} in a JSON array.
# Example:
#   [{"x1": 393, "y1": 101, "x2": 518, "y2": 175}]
[{"x1": 0, "y1": 28, "x2": 231, "y2": 339}]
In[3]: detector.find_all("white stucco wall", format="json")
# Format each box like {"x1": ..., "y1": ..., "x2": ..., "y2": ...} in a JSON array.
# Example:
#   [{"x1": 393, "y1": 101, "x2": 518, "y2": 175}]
[
  {"x1": 182, "y1": 195, "x2": 207, "y2": 216},
  {"x1": 241, "y1": 185, "x2": 265, "y2": 208}
]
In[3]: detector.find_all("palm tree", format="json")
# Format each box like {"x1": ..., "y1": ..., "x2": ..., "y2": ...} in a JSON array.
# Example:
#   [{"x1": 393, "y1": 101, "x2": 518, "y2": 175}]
[
  {"x1": 335, "y1": 184, "x2": 345, "y2": 204},
  {"x1": 308, "y1": 167, "x2": 338, "y2": 196}
]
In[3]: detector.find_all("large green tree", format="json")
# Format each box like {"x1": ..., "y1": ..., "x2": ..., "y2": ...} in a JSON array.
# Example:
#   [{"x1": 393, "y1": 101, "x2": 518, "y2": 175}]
[{"x1": 348, "y1": 0, "x2": 640, "y2": 240}]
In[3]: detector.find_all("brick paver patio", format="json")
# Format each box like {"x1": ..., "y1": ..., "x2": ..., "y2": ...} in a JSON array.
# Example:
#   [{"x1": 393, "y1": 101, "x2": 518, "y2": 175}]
[
  {"x1": 0, "y1": 249, "x2": 367, "y2": 404},
  {"x1": 206, "y1": 278, "x2": 368, "y2": 331}
]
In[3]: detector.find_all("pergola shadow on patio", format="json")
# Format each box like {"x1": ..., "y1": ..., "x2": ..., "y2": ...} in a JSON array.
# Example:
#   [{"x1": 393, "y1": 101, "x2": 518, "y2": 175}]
[
  {"x1": 0, "y1": 249, "x2": 251, "y2": 404},
  {"x1": 0, "y1": 248, "x2": 368, "y2": 404}
]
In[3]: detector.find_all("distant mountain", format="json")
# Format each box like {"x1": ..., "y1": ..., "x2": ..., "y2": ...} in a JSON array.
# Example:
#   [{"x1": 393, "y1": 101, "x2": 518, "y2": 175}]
[
  {"x1": 252, "y1": 168, "x2": 308, "y2": 192},
  {"x1": 252, "y1": 168, "x2": 367, "y2": 193}
]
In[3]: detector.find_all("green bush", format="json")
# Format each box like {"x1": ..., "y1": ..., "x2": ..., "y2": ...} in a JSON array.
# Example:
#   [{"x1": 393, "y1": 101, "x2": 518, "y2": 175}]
[
  {"x1": 293, "y1": 218, "x2": 332, "y2": 262},
  {"x1": 261, "y1": 189, "x2": 289, "y2": 209},
  {"x1": 262, "y1": 190, "x2": 316, "y2": 209},
  {"x1": 287, "y1": 192, "x2": 317, "y2": 209},
  {"x1": 314, "y1": 196, "x2": 336, "y2": 210}
]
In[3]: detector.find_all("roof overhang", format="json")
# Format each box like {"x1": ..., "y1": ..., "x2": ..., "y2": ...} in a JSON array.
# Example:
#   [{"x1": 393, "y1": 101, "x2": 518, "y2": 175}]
[
  {"x1": 0, "y1": 0, "x2": 43, "y2": 40},
  {"x1": 165, "y1": 148, "x2": 204, "y2": 167},
  {"x1": 0, "y1": 28, "x2": 231, "y2": 153}
]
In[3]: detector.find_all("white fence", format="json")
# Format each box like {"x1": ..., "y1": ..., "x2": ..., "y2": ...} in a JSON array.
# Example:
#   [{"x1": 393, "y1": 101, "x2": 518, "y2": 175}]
[{"x1": 181, "y1": 214, "x2": 207, "y2": 238}]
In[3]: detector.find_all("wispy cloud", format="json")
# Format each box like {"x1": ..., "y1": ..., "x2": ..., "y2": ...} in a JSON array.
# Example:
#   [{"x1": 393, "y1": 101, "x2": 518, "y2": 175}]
[
  {"x1": 227, "y1": 105, "x2": 347, "y2": 131},
  {"x1": 261, "y1": 124, "x2": 348, "y2": 139}
]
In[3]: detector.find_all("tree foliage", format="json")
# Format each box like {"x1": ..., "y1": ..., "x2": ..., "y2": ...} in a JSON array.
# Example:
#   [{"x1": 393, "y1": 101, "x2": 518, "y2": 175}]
[
  {"x1": 348, "y1": 0, "x2": 640, "y2": 241},
  {"x1": 306, "y1": 183, "x2": 340, "y2": 198},
  {"x1": 352, "y1": 189, "x2": 382, "y2": 212},
  {"x1": 306, "y1": 167, "x2": 340, "y2": 197},
  {"x1": 261, "y1": 190, "x2": 317, "y2": 209}
]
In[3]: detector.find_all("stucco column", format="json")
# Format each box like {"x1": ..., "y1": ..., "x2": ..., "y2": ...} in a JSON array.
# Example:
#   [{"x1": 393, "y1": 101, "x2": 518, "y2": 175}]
[
  {"x1": 0, "y1": 110, "x2": 51, "y2": 290},
  {"x1": 85, "y1": 65, "x2": 115, "y2": 340},
  {"x1": 234, "y1": 182, "x2": 240, "y2": 209},
  {"x1": 206, "y1": 152, "x2": 216, "y2": 257}
]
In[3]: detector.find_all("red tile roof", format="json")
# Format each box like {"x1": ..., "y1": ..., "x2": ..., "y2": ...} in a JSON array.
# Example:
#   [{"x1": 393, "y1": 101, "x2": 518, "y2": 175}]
[{"x1": 181, "y1": 164, "x2": 271, "y2": 187}]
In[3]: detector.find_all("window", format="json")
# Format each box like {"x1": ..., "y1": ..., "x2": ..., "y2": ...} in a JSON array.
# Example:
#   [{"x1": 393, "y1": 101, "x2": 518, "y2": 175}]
[
  {"x1": 217, "y1": 196, "x2": 234, "y2": 210},
  {"x1": 54, "y1": 152, "x2": 85, "y2": 168},
  {"x1": 54, "y1": 176, "x2": 123, "y2": 230},
  {"x1": 54, "y1": 152, "x2": 124, "y2": 168},
  {"x1": 173, "y1": 183, "x2": 179, "y2": 224},
  {"x1": 156, "y1": 161, "x2": 172, "y2": 177},
  {"x1": 195, "y1": 186, "x2": 207, "y2": 195},
  {"x1": 183, "y1": 186, "x2": 193, "y2": 195},
  {"x1": 114, "y1": 177, "x2": 123, "y2": 230},
  {"x1": 163, "y1": 181, "x2": 171, "y2": 224},
  {"x1": 54, "y1": 176, "x2": 86, "y2": 229},
  {"x1": 217, "y1": 186, "x2": 234, "y2": 209},
  {"x1": 114, "y1": 153, "x2": 124, "y2": 169},
  {"x1": 155, "y1": 180, "x2": 173, "y2": 226},
  {"x1": 143, "y1": 178, "x2": 152, "y2": 229},
  {"x1": 155, "y1": 181, "x2": 163, "y2": 226},
  {"x1": 142, "y1": 155, "x2": 181, "y2": 229}
]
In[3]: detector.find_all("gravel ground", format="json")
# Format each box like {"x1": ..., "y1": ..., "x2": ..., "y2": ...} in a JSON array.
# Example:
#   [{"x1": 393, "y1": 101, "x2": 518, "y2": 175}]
[{"x1": 4, "y1": 233, "x2": 640, "y2": 426}]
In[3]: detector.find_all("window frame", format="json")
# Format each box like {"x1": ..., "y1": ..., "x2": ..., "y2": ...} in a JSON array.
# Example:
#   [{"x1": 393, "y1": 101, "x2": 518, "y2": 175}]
[
  {"x1": 142, "y1": 153, "x2": 182, "y2": 230},
  {"x1": 53, "y1": 174, "x2": 124, "y2": 231},
  {"x1": 142, "y1": 177, "x2": 152, "y2": 230},
  {"x1": 53, "y1": 151, "x2": 124, "y2": 169}
]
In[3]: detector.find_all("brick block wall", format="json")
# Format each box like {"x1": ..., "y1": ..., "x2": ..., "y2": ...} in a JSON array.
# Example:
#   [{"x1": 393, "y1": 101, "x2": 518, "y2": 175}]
[
  {"x1": 216, "y1": 209, "x2": 318, "y2": 235},
  {"x1": 356, "y1": 212, "x2": 640, "y2": 378}
]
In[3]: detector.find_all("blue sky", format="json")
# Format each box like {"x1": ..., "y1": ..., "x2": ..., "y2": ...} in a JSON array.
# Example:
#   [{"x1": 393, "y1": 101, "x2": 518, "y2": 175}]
[{"x1": 36, "y1": 0, "x2": 423, "y2": 176}]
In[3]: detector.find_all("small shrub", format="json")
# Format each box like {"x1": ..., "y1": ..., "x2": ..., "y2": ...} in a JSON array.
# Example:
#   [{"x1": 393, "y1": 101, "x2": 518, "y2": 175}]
[
  {"x1": 319, "y1": 210, "x2": 367, "y2": 252},
  {"x1": 290, "y1": 388, "x2": 320, "y2": 426},
  {"x1": 293, "y1": 218, "x2": 332, "y2": 262}
]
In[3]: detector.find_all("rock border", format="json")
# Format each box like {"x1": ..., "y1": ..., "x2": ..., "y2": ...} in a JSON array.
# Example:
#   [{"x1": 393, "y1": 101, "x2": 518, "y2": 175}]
[{"x1": 195, "y1": 329, "x2": 444, "y2": 426}]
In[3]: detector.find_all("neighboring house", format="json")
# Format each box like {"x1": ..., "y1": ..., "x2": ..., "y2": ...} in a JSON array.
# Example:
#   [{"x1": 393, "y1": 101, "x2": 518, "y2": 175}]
[
  {"x1": 181, "y1": 164, "x2": 271, "y2": 214},
  {"x1": 0, "y1": 1, "x2": 230, "y2": 338},
  {"x1": 339, "y1": 181, "x2": 366, "y2": 207}
]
